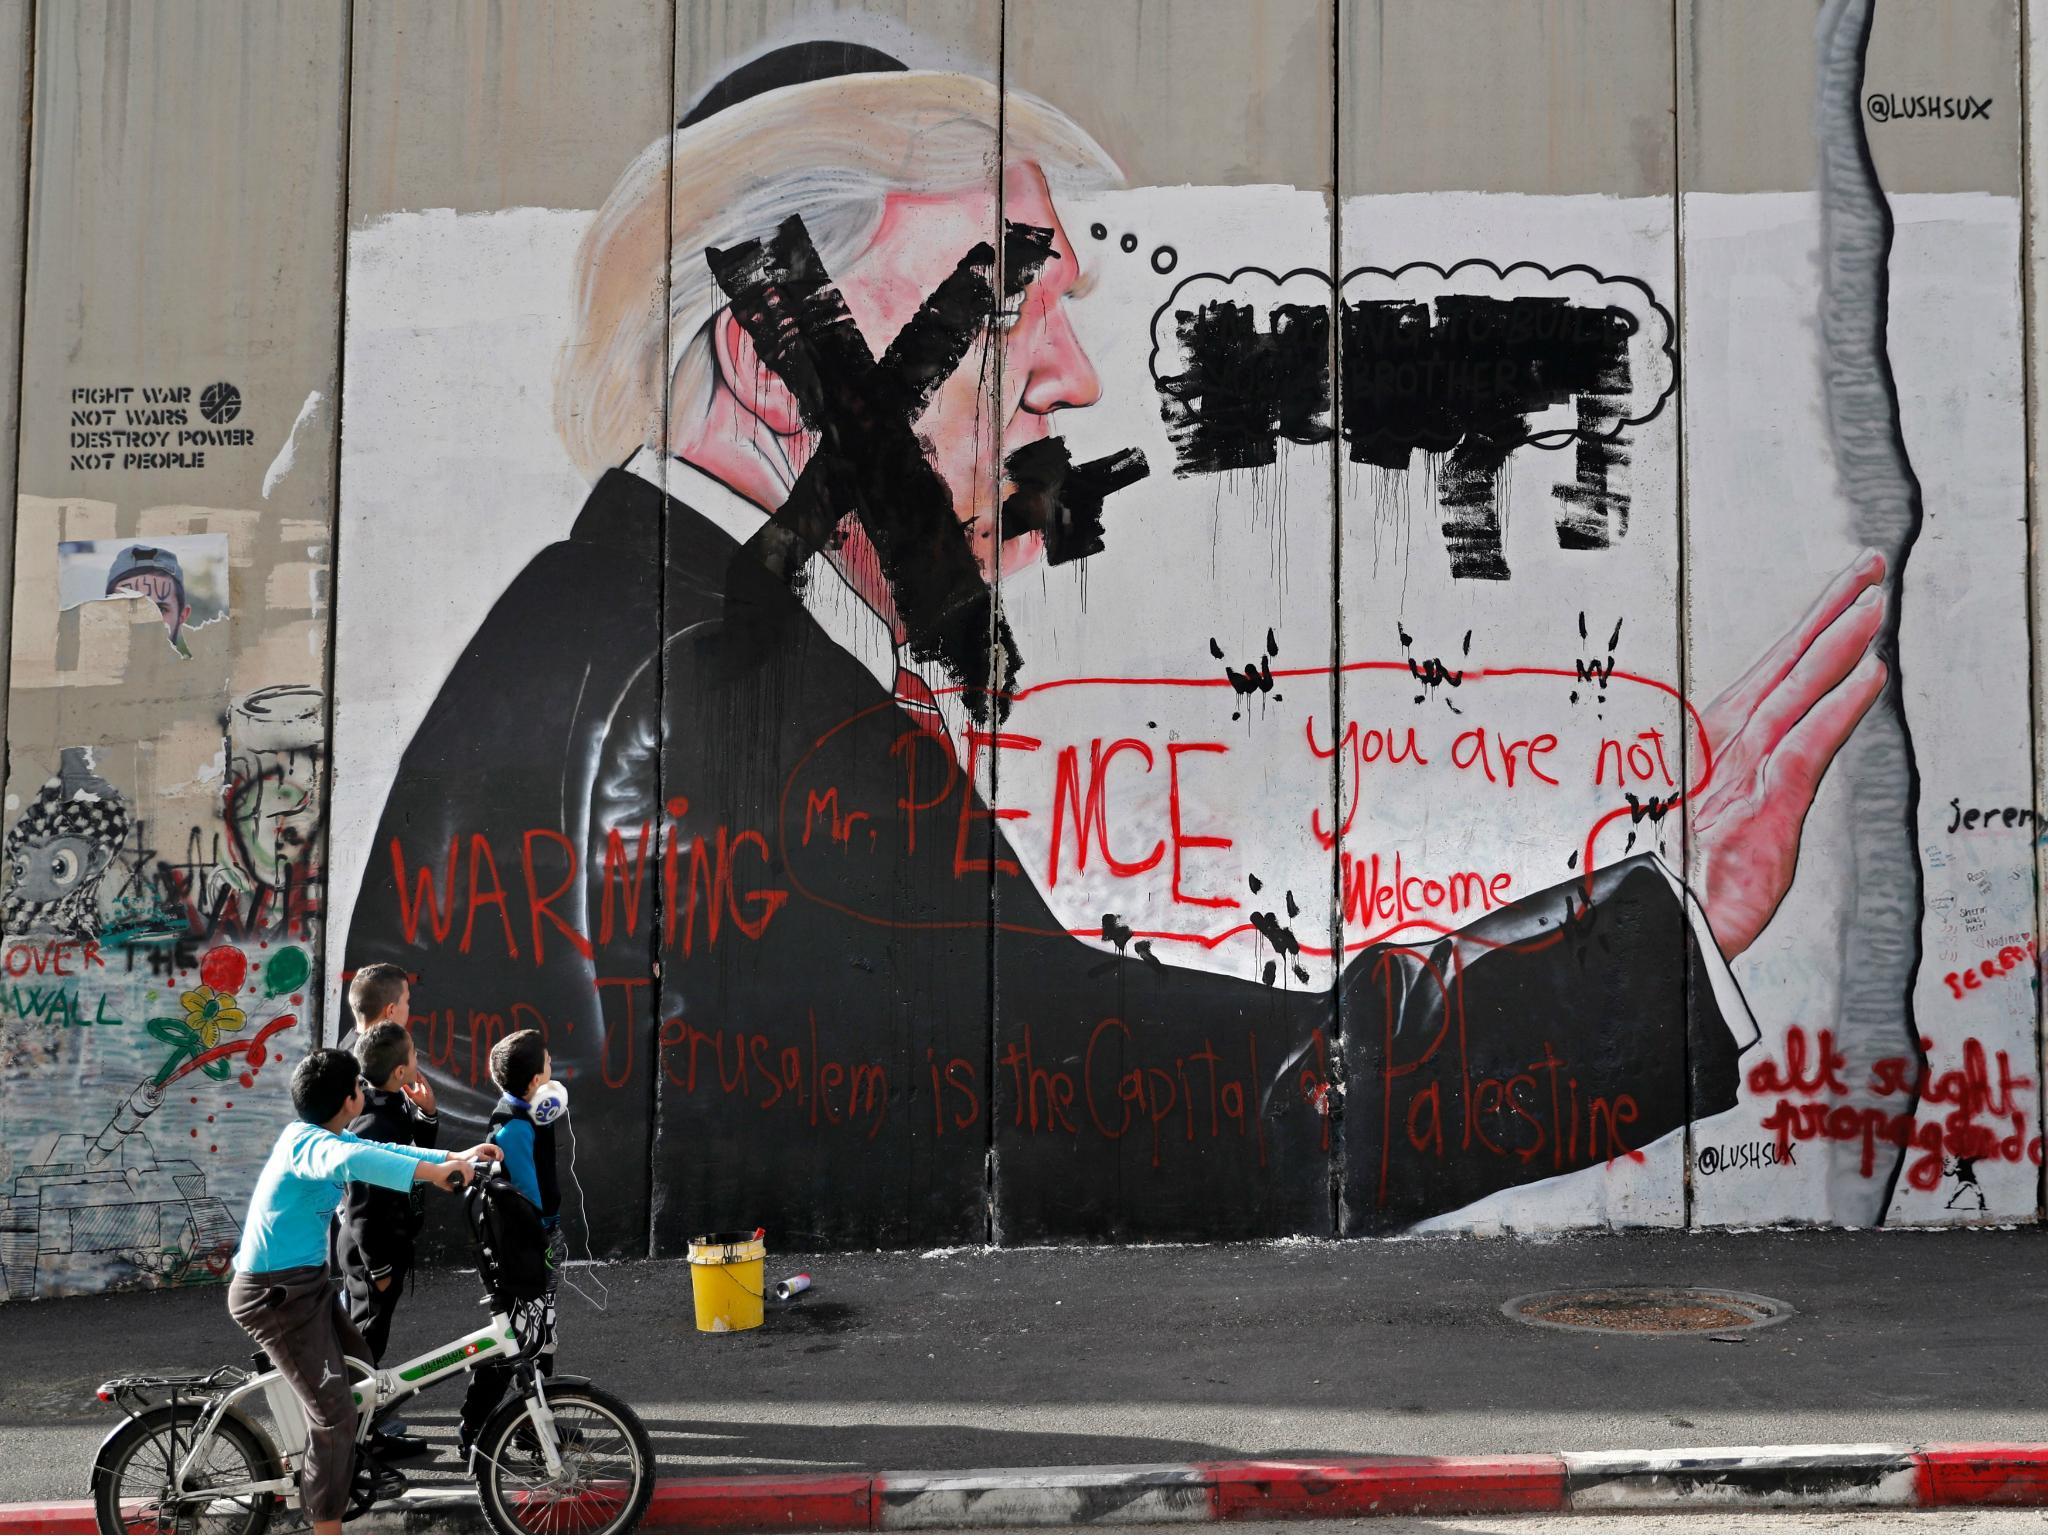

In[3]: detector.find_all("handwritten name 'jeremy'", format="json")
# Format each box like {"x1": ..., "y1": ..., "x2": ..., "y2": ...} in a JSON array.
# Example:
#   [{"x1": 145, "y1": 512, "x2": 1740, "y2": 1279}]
[{"x1": 1946, "y1": 797, "x2": 2036, "y2": 834}]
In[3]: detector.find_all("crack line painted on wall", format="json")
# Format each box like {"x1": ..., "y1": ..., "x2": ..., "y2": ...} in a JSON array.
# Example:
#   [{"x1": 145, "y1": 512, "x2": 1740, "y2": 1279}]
[{"x1": 1815, "y1": 0, "x2": 1930, "y2": 1223}]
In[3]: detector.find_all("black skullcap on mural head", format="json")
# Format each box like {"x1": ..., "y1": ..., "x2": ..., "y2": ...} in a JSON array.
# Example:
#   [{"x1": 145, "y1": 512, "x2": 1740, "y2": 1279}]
[{"x1": 679, "y1": 41, "x2": 907, "y2": 129}]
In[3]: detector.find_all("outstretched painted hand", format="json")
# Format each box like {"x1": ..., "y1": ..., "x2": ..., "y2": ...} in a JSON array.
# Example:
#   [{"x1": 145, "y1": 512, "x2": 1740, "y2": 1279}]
[{"x1": 1689, "y1": 550, "x2": 1890, "y2": 960}]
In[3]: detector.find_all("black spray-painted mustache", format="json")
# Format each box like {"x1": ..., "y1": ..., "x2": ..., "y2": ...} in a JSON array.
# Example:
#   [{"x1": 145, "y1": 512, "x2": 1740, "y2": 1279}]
[{"x1": 1000, "y1": 439, "x2": 1151, "y2": 567}]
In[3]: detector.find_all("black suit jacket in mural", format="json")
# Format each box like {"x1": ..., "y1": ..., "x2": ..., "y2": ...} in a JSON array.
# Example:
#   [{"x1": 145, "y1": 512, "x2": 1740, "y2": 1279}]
[{"x1": 345, "y1": 468, "x2": 1746, "y2": 1255}]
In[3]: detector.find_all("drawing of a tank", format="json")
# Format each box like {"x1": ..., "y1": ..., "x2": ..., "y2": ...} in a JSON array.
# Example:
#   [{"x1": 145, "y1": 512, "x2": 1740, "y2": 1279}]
[{"x1": 0, "y1": 1080, "x2": 240, "y2": 1300}]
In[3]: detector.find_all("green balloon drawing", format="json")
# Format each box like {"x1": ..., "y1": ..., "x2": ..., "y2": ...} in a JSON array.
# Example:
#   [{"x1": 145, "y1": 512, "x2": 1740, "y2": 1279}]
[{"x1": 263, "y1": 946, "x2": 311, "y2": 998}]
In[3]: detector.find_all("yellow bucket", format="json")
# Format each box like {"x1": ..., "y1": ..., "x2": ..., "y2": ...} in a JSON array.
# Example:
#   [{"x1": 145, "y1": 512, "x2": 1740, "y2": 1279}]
[{"x1": 686, "y1": 1231, "x2": 766, "y2": 1333}]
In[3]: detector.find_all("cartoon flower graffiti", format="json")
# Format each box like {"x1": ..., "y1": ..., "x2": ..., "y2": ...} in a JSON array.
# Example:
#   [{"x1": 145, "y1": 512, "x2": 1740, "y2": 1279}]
[
  {"x1": 146, "y1": 943, "x2": 309, "y2": 1086},
  {"x1": 179, "y1": 985, "x2": 247, "y2": 1048}
]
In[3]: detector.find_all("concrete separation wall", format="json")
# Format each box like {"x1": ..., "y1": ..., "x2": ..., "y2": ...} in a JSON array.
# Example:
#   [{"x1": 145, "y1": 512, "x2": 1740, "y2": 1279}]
[{"x1": 0, "y1": 0, "x2": 2041, "y2": 1297}]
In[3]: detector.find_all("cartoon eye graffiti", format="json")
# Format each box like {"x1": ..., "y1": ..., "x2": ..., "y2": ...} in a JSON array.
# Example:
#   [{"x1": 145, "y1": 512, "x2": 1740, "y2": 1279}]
[{"x1": 47, "y1": 847, "x2": 79, "y2": 887}]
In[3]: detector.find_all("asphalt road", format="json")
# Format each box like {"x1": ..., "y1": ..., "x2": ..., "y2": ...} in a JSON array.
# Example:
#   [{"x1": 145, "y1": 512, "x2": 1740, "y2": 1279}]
[{"x1": 3, "y1": 1227, "x2": 2046, "y2": 1511}]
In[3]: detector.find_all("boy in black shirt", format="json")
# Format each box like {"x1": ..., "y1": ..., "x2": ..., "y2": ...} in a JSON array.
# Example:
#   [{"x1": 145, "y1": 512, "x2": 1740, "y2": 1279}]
[{"x1": 335, "y1": 962, "x2": 436, "y2": 1457}]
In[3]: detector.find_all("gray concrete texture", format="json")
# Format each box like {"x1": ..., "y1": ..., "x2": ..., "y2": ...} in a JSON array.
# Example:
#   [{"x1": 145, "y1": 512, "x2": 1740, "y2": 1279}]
[
  {"x1": 0, "y1": 5, "x2": 27, "y2": 773},
  {"x1": 1017, "y1": 0, "x2": 1331, "y2": 187},
  {"x1": 350, "y1": 1, "x2": 671, "y2": 218},
  {"x1": 1862, "y1": 0, "x2": 2021, "y2": 195},
  {"x1": 7, "y1": 0, "x2": 345, "y2": 770},
  {"x1": 1346, "y1": 0, "x2": 1674, "y2": 196},
  {"x1": 16, "y1": 0, "x2": 346, "y2": 517},
  {"x1": 1686, "y1": 0, "x2": 2020, "y2": 194},
  {"x1": 3, "y1": 1228, "x2": 2048, "y2": 1509}
]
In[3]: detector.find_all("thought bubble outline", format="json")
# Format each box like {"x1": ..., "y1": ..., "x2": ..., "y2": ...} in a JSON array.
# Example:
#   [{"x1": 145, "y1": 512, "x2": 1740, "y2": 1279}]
[{"x1": 1147, "y1": 258, "x2": 1678, "y2": 454}]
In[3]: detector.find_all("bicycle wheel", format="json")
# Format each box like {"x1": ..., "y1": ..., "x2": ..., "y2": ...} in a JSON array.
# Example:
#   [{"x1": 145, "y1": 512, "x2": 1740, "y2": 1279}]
[
  {"x1": 472, "y1": 1381, "x2": 654, "y2": 1535},
  {"x1": 92, "y1": 1402, "x2": 279, "y2": 1535}
]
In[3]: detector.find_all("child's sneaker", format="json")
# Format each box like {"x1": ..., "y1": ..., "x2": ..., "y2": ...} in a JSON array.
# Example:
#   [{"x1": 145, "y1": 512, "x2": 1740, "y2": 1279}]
[{"x1": 366, "y1": 1425, "x2": 432, "y2": 1462}]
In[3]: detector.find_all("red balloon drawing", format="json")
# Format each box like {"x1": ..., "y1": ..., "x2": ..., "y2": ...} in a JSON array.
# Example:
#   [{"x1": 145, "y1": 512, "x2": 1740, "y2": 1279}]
[{"x1": 199, "y1": 946, "x2": 249, "y2": 995}]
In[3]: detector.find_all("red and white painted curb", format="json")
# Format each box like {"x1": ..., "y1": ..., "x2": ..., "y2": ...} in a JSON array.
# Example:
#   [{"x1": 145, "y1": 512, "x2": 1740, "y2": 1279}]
[{"x1": 11, "y1": 1443, "x2": 2048, "y2": 1531}]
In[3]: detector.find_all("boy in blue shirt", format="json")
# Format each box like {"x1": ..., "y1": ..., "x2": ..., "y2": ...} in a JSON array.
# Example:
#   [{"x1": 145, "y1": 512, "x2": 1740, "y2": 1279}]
[
  {"x1": 458, "y1": 1028, "x2": 559, "y2": 1458},
  {"x1": 228, "y1": 1049, "x2": 498, "y2": 1535}
]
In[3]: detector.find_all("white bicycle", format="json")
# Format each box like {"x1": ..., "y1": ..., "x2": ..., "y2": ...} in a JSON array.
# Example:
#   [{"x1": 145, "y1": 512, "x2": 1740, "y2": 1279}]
[{"x1": 88, "y1": 1185, "x2": 653, "y2": 1534}]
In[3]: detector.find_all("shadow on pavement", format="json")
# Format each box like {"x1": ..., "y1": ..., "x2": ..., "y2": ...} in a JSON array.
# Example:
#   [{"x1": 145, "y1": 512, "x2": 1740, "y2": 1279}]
[{"x1": 381, "y1": 1408, "x2": 1366, "y2": 1480}]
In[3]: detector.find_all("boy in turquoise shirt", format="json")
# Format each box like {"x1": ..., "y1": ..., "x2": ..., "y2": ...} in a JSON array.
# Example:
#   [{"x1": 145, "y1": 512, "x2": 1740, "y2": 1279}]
[{"x1": 228, "y1": 1049, "x2": 498, "y2": 1534}]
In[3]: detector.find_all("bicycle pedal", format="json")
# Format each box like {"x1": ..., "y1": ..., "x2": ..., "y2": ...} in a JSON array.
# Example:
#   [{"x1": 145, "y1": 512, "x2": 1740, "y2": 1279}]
[
  {"x1": 346, "y1": 1451, "x2": 411, "y2": 1520},
  {"x1": 362, "y1": 1458, "x2": 410, "y2": 1501}
]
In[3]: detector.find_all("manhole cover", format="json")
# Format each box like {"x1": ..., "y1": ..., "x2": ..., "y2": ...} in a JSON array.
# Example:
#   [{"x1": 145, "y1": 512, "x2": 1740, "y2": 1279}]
[{"x1": 1502, "y1": 1285, "x2": 1793, "y2": 1337}]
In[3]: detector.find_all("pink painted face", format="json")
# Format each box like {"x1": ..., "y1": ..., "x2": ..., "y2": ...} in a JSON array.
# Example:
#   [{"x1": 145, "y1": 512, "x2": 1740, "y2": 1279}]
[{"x1": 828, "y1": 161, "x2": 1101, "y2": 592}]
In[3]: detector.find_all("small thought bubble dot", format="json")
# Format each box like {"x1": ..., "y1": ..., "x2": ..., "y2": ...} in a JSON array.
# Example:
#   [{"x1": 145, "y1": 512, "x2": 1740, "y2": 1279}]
[
  {"x1": 1151, "y1": 245, "x2": 1179, "y2": 274},
  {"x1": 1119, "y1": 232, "x2": 1138, "y2": 254},
  {"x1": 1089, "y1": 222, "x2": 1107, "y2": 241}
]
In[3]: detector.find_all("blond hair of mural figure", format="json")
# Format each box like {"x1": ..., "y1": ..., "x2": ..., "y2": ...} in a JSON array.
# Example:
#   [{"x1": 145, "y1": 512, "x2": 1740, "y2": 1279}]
[
  {"x1": 346, "y1": 41, "x2": 1893, "y2": 1252},
  {"x1": 556, "y1": 64, "x2": 1117, "y2": 601}
]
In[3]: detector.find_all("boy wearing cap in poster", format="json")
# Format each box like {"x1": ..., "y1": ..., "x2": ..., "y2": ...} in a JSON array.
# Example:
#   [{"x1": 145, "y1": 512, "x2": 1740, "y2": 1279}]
[{"x1": 105, "y1": 543, "x2": 193, "y2": 656}]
